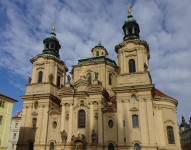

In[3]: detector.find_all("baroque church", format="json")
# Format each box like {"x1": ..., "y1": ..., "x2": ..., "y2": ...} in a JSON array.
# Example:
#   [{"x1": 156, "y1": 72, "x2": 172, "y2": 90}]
[{"x1": 17, "y1": 6, "x2": 181, "y2": 150}]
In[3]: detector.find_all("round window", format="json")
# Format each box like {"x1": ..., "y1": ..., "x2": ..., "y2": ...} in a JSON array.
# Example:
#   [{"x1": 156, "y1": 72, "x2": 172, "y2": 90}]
[
  {"x1": 108, "y1": 120, "x2": 114, "y2": 128},
  {"x1": 53, "y1": 121, "x2": 57, "y2": 129}
]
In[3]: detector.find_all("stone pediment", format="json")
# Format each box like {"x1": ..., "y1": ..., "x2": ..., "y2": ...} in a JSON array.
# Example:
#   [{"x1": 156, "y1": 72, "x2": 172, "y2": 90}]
[
  {"x1": 130, "y1": 107, "x2": 139, "y2": 111},
  {"x1": 73, "y1": 77, "x2": 90, "y2": 92},
  {"x1": 31, "y1": 111, "x2": 38, "y2": 116},
  {"x1": 48, "y1": 108, "x2": 61, "y2": 115},
  {"x1": 57, "y1": 87, "x2": 74, "y2": 96},
  {"x1": 164, "y1": 119, "x2": 174, "y2": 124},
  {"x1": 102, "y1": 106, "x2": 117, "y2": 112},
  {"x1": 82, "y1": 61, "x2": 96, "y2": 66},
  {"x1": 86, "y1": 84, "x2": 103, "y2": 93}
]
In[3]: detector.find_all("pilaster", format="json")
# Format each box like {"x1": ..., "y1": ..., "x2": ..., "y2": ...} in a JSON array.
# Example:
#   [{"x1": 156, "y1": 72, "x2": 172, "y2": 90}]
[
  {"x1": 97, "y1": 101, "x2": 103, "y2": 144},
  {"x1": 67, "y1": 102, "x2": 74, "y2": 143},
  {"x1": 89, "y1": 101, "x2": 94, "y2": 142},
  {"x1": 117, "y1": 100, "x2": 124, "y2": 145}
]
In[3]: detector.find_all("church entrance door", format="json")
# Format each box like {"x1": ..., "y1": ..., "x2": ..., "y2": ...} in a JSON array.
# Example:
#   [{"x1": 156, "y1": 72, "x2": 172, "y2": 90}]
[{"x1": 77, "y1": 145, "x2": 84, "y2": 150}]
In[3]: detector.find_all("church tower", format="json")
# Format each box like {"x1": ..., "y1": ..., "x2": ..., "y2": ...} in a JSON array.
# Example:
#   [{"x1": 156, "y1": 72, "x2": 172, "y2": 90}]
[{"x1": 17, "y1": 24, "x2": 68, "y2": 150}]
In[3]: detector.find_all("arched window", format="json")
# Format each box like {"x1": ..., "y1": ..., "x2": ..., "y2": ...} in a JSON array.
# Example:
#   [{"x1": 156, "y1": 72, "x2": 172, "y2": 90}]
[
  {"x1": 167, "y1": 126, "x2": 175, "y2": 144},
  {"x1": 49, "y1": 142, "x2": 54, "y2": 150},
  {"x1": 109, "y1": 74, "x2": 113, "y2": 85},
  {"x1": 46, "y1": 44, "x2": 49, "y2": 49},
  {"x1": 102, "y1": 52, "x2": 103, "y2": 55},
  {"x1": 78, "y1": 110, "x2": 85, "y2": 128},
  {"x1": 51, "y1": 44, "x2": 54, "y2": 49},
  {"x1": 57, "y1": 76, "x2": 60, "y2": 87},
  {"x1": 32, "y1": 118, "x2": 37, "y2": 128},
  {"x1": 132, "y1": 115, "x2": 139, "y2": 128},
  {"x1": 108, "y1": 143, "x2": 114, "y2": 150},
  {"x1": 129, "y1": 59, "x2": 136, "y2": 73},
  {"x1": 55, "y1": 46, "x2": 57, "y2": 52},
  {"x1": 97, "y1": 51, "x2": 99, "y2": 56},
  {"x1": 134, "y1": 143, "x2": 140, "y2": 150},
  {"x1": 87, "y1": 73, "x2": 92, "y2": 84},
  {"x1": 34, "y1": 101, "x2": 38, "y2": 109},
  {"x1": 28, "y1": 142, "x2": 34, "y2": 150},
  {"x1": 128, "y1": 28, "x2": 132, "y2": 35},
  {"x1": 38, "y1": 71, "x2": 43, "y2": 83}
]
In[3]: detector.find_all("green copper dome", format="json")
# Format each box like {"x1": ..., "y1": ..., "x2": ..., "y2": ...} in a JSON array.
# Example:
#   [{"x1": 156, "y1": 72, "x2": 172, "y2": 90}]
[
  {"x1": 45, "y1": 31, "x2": 59, "y2": 42},
  {"x1": 42, "y1": 30, "x2": 61, "y2": 59},
  {"x1": 124, "y1": 14, "x2": 136, "y2": 23},
  {"x1": 122, "y1": 13, "x2": 140, "y2": 41}
]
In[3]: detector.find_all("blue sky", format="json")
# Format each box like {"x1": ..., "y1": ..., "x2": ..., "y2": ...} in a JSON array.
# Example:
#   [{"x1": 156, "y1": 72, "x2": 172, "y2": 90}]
[{"x1": 0, "y1": 0, "x2": 191, "y2": 124}]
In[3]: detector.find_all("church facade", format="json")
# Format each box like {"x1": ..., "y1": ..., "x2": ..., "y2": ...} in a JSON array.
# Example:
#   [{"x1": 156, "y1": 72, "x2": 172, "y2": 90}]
[{"x1": 17, "y1": 9, "x2": 181, "y2": 150}]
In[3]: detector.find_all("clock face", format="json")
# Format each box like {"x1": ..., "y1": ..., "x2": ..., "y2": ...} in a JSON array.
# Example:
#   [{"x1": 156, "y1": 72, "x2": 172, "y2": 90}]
[{"x1": 131, "y1": 94, "x2": 137, "y2": 104}]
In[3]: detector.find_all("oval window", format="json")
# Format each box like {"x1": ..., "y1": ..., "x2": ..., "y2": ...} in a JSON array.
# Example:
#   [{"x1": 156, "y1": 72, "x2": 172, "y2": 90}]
[
  {"x1": 108, "y1": 120, "x2": 114, "y2": 128},
  {"x1": 53, "y1": 121, "x2": 57, "y2": 129}
]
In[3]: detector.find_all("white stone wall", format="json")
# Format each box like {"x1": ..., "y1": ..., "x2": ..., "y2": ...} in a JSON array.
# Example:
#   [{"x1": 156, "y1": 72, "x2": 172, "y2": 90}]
[{"x1": 7, "y1": 113, "x2": 22, "y2": 150}]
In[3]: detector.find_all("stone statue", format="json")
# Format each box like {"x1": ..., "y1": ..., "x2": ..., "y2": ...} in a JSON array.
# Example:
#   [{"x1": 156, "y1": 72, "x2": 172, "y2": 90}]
[
  {"x1": 144, "y1": 63, "x2": 148, "y2": 71},
  {"x1": 28, "y1": 77, "x2": 31, "y2": 84},
  {"x1": 91, "y1": 129, "x2": 97, "y2": 143},
  {"x1": 49, "y1": 74, "x2": 54, "y2": 83},
  {"x1": 71, "y1": 135, "x2": 75, "y2": 141},
  {"x1": 67, "y1": 75, "x2": 71, "y2": 83},
  {"x1": 94, "y1": 72, "x2": 98, "y2": 80},
  {"x1": 60, "y1": 130, "x2": 67, "y2": 142}
]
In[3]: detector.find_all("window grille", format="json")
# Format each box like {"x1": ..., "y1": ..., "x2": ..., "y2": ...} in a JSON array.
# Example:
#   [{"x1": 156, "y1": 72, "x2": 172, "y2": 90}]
[
  {"x1": 134, "y1": 143, "x2": 140, "y2": 150},
  {"x1": 167, "y1": 126, "x2": 175, "y2": 144},
  {"x1": 132, "y1": 115, "x2": 139, "y2": 128},
  {"x1": 78, "y1": 110, "x2": 85, "y2": 128},
  {"x1": 32, "y1": 118, "x2": 37, "y2": 128},
  {"x1": 50, "y1": 142, "x2": 54, "y2": 150}
]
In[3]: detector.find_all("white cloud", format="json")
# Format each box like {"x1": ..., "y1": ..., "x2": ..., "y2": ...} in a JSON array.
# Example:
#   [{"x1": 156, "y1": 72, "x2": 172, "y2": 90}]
[{"x1": 0, "y1": 0, "x2": 191, "y2": 124}]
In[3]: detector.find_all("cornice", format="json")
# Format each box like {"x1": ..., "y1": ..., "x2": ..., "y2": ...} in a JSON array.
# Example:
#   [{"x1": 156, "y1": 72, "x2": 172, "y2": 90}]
[
  {"x1": 30, "y1": 54, "x2": 68, "y2": 72},
  {"x1": 154, "y1": 95, "x2": 178, "y2": 107},
  {"x1": 112, "y1": 84, "x2": 154, "y2": 94},
  {"x1": 115, "y1": 39, "x2": 149, "y2": 55},
  {"x1": 20, "y1": 93, "x2": 61, "y2": 103}
]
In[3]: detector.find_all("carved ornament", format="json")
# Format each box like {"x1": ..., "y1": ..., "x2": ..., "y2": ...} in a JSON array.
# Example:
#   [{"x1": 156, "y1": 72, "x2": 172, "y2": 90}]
[
  {"x1": 31, "y1": 111, "x2": 38, "y2": 116},
  {"x1": 164, "y1": 119, "x2": 175, "y2": 124},
  {"x1": 130, "y1": 107, "x2": 139, "y2": 111}
]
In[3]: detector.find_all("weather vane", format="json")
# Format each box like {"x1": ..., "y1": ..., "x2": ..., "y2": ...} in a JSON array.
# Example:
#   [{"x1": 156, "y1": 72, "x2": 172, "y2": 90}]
[
  {"x1": 52, "y1": 22, "x2": 56, "y2": 31},
  {"x1": 98, "y1": 36, "x2": 101, "y2": 42},
  {"x1": 127, "y1": 3, "x2": 132, "y2": 14}
]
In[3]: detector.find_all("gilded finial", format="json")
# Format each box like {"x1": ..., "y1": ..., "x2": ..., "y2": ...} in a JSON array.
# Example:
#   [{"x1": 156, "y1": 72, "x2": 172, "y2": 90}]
[
  {"x1": 98, "y1": 36, "x2": 102, "y2": 42},
  {"x1": 52, "y1": 22, "x2": 56, "y2": 31},
  {"x1": 127, "y1": 3, "x2": 132, "y2": 14}
]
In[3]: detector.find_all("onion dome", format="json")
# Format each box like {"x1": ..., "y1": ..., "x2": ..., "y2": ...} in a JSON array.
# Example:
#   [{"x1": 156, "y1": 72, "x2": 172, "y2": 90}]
[
  {"x1": 179, "y1": 116, "x2": 189, "y2": 129},
  {"x1": 122, "y1": 5, "x2": 140, "y2": 41},
  {"x1": 42, "y1": 23, "x2": 61, "y2": 59}
]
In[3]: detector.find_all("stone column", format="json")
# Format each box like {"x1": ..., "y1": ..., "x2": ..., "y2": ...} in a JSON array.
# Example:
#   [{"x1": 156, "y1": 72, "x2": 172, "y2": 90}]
[
  {"x1": 35, "y1": 104, "x2": 43, "y2": 144},
  {"x1": 173, "y1": 110, "x2": 181, "y2": 149},
  {"x1": 89, "y1": 101, "x2": 94, "y2": 142},
  {"x1": 40, "y1": 105, "x2": 49, "y2": 144},
  {"x1": 154, "y1": 107, "x2": 165, "y2": 146},
  {"x1": 124, "y1": 100, "x2": 131, "y2": 143},
  {"x1": 31, "y1": 65, "x2": 37, "y2": 83},
  {"x1": 61, "y1": 103, "x2": 66, "y2": 132},
  {"x1": 67, "y1": 102, "x2": 73, "y2": 143},
  {"x1": 54, "y1": 63, "x2": 58, "y2": 85},
  {"x1": 98, "y1": 101, "x2": 103, "y2": 144},
  {"x1": 146, "y1": 99, "x2": 156, "y2": 146},
  {"x1": 23, "y1": 106, "x2": 32, "y2": 143},
  {"x1": 139, "y1": 98, "x2": 149, "y2": 146},
  {"x1": 117, "y1": 100, "x2": 124, "y2": 145}
]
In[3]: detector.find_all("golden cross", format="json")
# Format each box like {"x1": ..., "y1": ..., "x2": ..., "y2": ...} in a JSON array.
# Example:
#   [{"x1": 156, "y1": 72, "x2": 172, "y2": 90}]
[
  {"x1": 52, "y1": 22, "x2": 56, "y2": 31},
  {"x1": 98, "y1": 36, "x2": 101, "y2": 42},
  {"x1": 127, "y1": 3, "x2": 132, "y2": 14}
]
